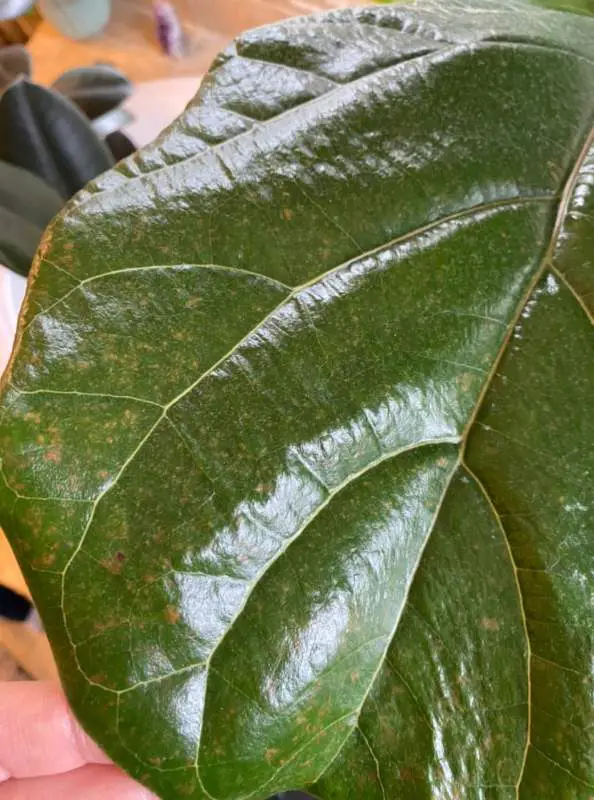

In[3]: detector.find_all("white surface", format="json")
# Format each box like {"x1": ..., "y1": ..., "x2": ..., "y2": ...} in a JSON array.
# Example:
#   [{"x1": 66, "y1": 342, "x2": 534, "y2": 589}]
[
  {"x1": 0, "y1": 267, "x2": 26, "y2": 377},
  {"x1": 123, "y1": 76, "x2": 201, "y2": 148},
  {"x1": 0, "y1": 77, "x2": 201, "y2": 379}
]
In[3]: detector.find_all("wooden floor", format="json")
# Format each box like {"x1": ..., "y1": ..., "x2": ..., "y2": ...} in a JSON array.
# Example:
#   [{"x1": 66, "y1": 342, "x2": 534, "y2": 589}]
[{"x1": 29, "y1": 0, "x2": 359, "y2": 85}]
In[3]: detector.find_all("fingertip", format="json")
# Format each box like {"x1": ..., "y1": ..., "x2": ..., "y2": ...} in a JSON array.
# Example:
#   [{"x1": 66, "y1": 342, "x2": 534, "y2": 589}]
[{"x1": 0, "y1": 681, "x2": 110, "y2": 779}]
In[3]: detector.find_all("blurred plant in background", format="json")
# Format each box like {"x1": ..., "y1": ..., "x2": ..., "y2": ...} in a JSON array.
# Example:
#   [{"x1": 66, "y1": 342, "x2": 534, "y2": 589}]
[{"x1": 0, "y1": 48, "x2": 134, "y2": 276}]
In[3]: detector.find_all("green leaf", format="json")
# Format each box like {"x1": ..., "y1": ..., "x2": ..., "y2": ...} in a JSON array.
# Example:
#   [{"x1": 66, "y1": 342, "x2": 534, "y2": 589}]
[
  {"x1": 0, "y1": 78, "x2": 113, "y2": 200},
  {"x1": 0, "y1": 205, "x2": 42, "y2": 276},
  {"x1": 531, "y1": 0, "x2": 594, "y2": 15},
  {"x1": 0, "y1": 160, "x2": 64, "y2": 276},
  {"x1": 51, "y1": 65, "x2": 132, "y2": 121},
  {"x1": 1, "y1": 1, "x2": 593, "y2": 798},
  {"x1": 51, "y1": 64, "x2": 134, "y2": 139},
  {"x1": 0, "y1": 159, "x2": 64, "y2": 230}
]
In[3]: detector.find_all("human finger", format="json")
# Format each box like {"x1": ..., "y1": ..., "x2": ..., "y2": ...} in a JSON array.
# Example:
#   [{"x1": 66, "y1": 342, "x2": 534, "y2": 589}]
[
  {"x1": 0, "y1": 681, "x2": 109, "y2": 780},
  {"x1": 0, "y1": 764, "x2": 158, "y2": 800}
]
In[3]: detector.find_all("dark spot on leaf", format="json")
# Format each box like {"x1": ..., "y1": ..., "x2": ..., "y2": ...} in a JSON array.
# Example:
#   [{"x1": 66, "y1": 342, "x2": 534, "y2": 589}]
[{"x1": 165, "y1": 605, "x2": 181, "y2": 624}]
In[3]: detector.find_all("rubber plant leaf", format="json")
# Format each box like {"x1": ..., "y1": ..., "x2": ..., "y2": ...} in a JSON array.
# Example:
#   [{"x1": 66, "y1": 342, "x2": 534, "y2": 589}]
[
  {"x1": 0, "y1": 1, "x2": 593, "y2": 798},
  {"x1": 51, "y1": 65, "x2": 132, "y2": 119},
  {"x1": 0, "y1": 206, "x2": 42, "y2": 277},
  {"x1": 0, "y1": 161, "x2": 63, "y2": 276},
  {"x1": 0, "y1": 78, "x2": 113, "y2": 200},
  {"x1": 51, "y1": 64, "x2": 134, "y2": 139}
]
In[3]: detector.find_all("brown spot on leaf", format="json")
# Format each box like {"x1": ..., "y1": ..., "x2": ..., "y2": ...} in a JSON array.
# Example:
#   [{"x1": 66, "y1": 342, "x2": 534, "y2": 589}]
[
  {"x1": 481, "y1": 618, "x2": 500, "y2": 631},
  {"x1": 101, "y1": 555, "x2": 124, "y2": 575},
  {"x1": 93, "y1": 618, "x2": 120, "y2": 634},
  {"x1": 400, "y1": 767, "x2": 417, "y2": 782},
  {"x1": 37, "y1": 552, "x2": 56, "y2": 568},
  {"x1": 165, "y1": 605, "x2": 181, "y2": 624},
  {"x1": 281, "y1": 208, "x2": 293, "y2": 221},
  {"x1": 265, "y1": 748, "x2": 279, "y2": 764},
  {"x1": 44, "y1": 449, "x2": 61, "y2": 464},
  {"x1": 350, "y1": 671, "x2": 360, "y2": 683}
]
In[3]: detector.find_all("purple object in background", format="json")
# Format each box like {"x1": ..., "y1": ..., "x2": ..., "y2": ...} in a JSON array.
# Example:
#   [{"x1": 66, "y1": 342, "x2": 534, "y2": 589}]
[{"x1": 153, "y1": 1, "x2": 184, "y2": 59}]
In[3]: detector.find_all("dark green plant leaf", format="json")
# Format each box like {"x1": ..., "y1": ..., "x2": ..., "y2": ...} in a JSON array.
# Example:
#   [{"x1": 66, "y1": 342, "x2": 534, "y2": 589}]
[
  {"x1": 51, "y1": 65, "x2": 132, "y2": 121},
  {"x1": 0, "y1": 160, "x2": 64, "y2": 275},
  {"x1": 51, "y1": 64, "x2": 134, "y2": 140},
  {"x1": 0, "y1": 159, "x2": 64, "y2": 229},
  {"x1": 1, "y1": 1, "x2": 593, "y2": 798},
  {"x1": 0, "y1": 78, "x2": 113, "y2": 199},
  {"x1": 0, "y1": 205, "x2": 42, "y2": 276}
]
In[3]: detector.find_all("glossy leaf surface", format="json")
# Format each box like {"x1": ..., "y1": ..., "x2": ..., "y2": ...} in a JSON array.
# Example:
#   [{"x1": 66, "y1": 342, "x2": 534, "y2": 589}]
[
  {"x1": 532, "y1": 0, "x2": 594, "y2": 15},
  {"x1": 1, "y1": 2, "x2": 593, "y2": 798}
]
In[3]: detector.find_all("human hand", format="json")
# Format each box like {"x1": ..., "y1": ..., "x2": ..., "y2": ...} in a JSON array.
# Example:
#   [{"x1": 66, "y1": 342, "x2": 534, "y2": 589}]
[{"x1": 0, "y1": 681, "x2": 157, "y2": 799}]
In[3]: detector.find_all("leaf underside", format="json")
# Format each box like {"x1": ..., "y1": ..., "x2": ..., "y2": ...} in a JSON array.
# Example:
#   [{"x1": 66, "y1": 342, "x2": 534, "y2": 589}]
[{"x1": 0, "y1": 2, "x2": 593, "y2": 798}]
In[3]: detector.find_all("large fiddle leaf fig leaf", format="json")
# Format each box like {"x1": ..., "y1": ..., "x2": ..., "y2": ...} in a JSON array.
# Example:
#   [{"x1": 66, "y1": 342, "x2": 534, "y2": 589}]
[{"x1": 1, "y1": 1, "x2": 593, "y2": 798}]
